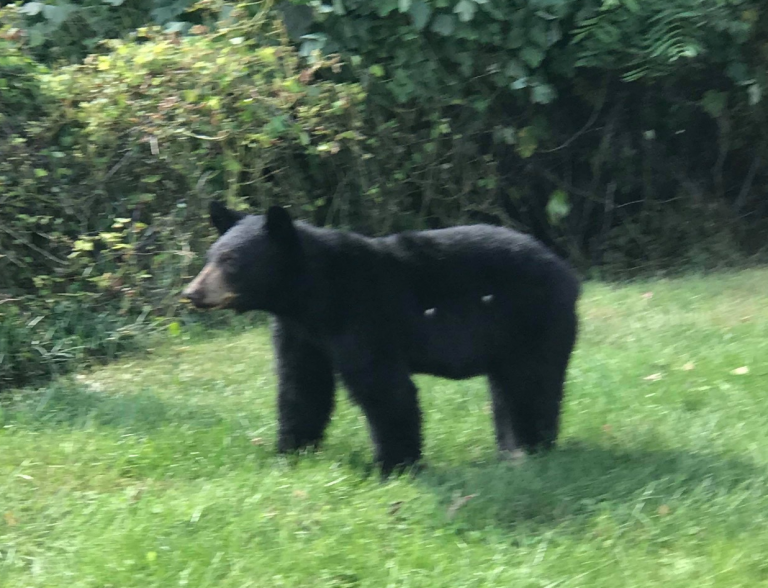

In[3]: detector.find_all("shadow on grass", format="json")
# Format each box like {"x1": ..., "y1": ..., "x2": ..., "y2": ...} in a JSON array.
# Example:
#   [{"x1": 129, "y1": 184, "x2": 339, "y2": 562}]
[
  {"x1": 411, "y1": 440, "x2": 764, "y2": 533},
  {"x1": 0, "y1": 380, "x2": 285, "y2": 481},
  {"x1": 5, "y1": 382, "x2": 763, "y2": 533},
  {"x1": 2, "y1": 379, "x2": 227, "y2": 433}
]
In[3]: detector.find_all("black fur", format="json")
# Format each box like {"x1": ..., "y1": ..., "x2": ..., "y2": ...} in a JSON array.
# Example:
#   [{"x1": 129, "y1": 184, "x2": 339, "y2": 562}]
[
  {"x1": 199, "y1": 203, "x2": 581, "y2": 475},
  {"x1": 209, "y1": 200, "x2": 245, "y2": 235}
]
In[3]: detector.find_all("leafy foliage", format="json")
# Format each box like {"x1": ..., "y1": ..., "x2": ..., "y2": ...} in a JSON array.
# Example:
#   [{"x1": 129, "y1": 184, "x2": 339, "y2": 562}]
[
  {"x1": 0, "y1": 34, "x2": 49, "y2": 120},
  {"x1": 2, "y1": 0, "x2": 767, "y2": 387},
  {"x1": 573, "y1": 0, "x2": 757, "y2": 81},
  {"x1": 281, "y1": 0, "x2": 767, "y2": 268},
  {"x1": 10, "y1": 0, "x2": 214, "y2": 63},
  {"x1": 0, "y1": 4, "x2": 365, "y2": 387}
]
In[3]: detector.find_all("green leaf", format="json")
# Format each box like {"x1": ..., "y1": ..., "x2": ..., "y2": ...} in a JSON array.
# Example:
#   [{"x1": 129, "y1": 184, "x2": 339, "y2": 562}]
[
  {"x1": 546, "y1": 190, "x2": 571, "y2": 225},
  {"x1": 531, "y1": 83, "x2": 556, "y2": 104},
  {"x1": 494, "y1": 126, "x2": 517, "y2": 145},
  {"x1": 547, "y1": 22, "x2": 562, "y2": 46},
  {"x1": 431, "y1": 14, "x2": 456, "y2": 36},
  {"x1": 265, "y1": 115, "x2": 288, "y2": 137},
  {"x1": 455, "y1": 51, "x2": 473, "y2": 76},
  {"x1": 20, "y1": 1, "x2": 44, "y2": 15},
  {"x1": 369, "y1": 64, "x2": 386, "y2": 77},
  {"x1": 280, "y1": 3, "x2": 313, "y2": 41},
  {"x1": 748, "y1": 84, "x2": 762, "y2": 106},
  {"x1": 43, "y1": 3, "x2": 73, "y2": 26},
  {"x1": 409, "y1": 0, "x2": 432, "y2": 30},
  {"x1": 166, "y1": 21, "x2": 188, "y2": 34},
  {"x1": 223, "y1": 157, "x2": 242, "y2": 173},
  {"x1": 398, "y1": 0, "x2": 411, "y2": 12},
  {"x1": 299, "y1": 34, "x2": 327, "y2": 58},
  {"x1": 529, "y1": 21, "x2": 548, "y2": 48},
  {"x1": 28, "y1": 25, "x2": 46, "y2": 48},
  {"x1": 700, "y1": 90, "x2": 727, "y2": 118},
  {"x1": 520, "y1": 46, "x2": 545, "y2": 68},
  {"x1": 74, "y1": 239, "x2": 94, "y2": 252},
  {"x1": 508, "y1": 27, "x2": 525, "y2": 49},
  {"x1": 504, "y1": 59, "x2": 527, "y2": 80},
  {"x1": 376, "y1": 0, "x2": 398, "y2": 16},
  {"x1": 454, "y1": 0, "x2": 477, "y2": 23},
  {"x1": 726, "y1": 62, "x2": 748, "y2": 83},
  {"x1": 515, "y1": 126, "x2": 538, "y2": 158}
]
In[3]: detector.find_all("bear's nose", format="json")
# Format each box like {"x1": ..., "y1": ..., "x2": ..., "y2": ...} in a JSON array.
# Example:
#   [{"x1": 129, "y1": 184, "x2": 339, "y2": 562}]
[{"x1": 182, "y1": 286, "x2": 203, "y2": 306}]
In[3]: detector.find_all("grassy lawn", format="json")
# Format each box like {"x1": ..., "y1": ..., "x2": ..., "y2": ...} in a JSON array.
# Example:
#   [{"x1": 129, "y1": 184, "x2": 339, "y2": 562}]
[{"x1": 2, "y1": 270, "x2": 767, "y2": 587}]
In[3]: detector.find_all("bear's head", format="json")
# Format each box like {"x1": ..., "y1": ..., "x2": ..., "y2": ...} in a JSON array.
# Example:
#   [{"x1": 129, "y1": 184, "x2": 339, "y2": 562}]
[{"x1": 182, "y1": 201, "x2": 304, "y2": 314}]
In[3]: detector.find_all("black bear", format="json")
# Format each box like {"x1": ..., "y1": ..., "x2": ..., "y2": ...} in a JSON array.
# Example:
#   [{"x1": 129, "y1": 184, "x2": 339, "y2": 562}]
[{"x1": 183, "y1": 201, "x2": 580, "y2": 475}]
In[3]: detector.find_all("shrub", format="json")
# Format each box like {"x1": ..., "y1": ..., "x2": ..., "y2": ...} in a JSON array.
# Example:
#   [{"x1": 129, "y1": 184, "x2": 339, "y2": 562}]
[
  {"x1": 280, "y1": 0, "x2": 768, "y2": 267},
  {"x1": 0, "y1": 5, "x2": 365, "y2": 388},
  {"x1": 9, "y1": 0, "x2": 222, "y2": 64}
]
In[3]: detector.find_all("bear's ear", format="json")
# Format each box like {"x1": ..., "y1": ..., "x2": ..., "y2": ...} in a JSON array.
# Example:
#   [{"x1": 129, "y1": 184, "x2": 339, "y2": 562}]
[
  {"x1": 209, "y1": 200, "x2": 245, "y2": 236},
  {"x1": 265, "y1": 206, "x2": 297, "y2": 244}
]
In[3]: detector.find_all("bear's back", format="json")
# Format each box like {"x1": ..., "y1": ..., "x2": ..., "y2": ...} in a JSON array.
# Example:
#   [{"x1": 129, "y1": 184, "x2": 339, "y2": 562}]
[
  {"x1": 297, "y1": 221, "x2": 578, "y2": 307},
  {"x1": 383, "y1": 224, "x2": 577, "y2": 298}
]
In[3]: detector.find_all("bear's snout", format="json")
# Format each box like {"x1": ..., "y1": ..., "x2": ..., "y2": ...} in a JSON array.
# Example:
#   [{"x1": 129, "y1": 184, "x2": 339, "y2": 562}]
[
  {"x1": 182, "y1": 263, "x2": 236, "y2": 309},
  {"x1": 181, "y1": 284, "x2": 205, "y2": 307}
]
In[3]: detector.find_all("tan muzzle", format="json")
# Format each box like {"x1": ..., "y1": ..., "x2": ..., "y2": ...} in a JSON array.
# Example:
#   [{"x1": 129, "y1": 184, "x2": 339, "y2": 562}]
[{"x1": 182, "y1": 263, "x2": 237, "y2": 309}]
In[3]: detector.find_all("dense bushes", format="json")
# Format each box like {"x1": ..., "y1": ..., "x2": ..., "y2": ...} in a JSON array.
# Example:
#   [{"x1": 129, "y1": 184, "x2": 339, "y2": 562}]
[
  {"x1": 0, "y1": 6, "x2": 366, "y2": 387},
  {"x1": 9, "y1": 0, "x2": 215, "y2": 64},
  {"x1": 281, "y1": 0, "x2": 767, "y2": 265},
  {"x1": 1, "y1": 0, "x2": 767, "y2": 388}
]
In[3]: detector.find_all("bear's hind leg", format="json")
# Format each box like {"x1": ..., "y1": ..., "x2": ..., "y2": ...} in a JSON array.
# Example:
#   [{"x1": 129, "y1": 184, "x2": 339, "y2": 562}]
[
  {"x1": 273, "y1": 322, "x2": 336, "y2": 454},
  {"x1": 488, "y1": 374, "x2": 523, "y2": 459},
  {"x1": 490, "y1": 306, "x2": 576, "y2": 455},
  {"x1": 488, "y1": 360, "x2": 565, "y2": 454},
  {"x1": 341, "y1": 363, "x2": 422, "y2": 476}
]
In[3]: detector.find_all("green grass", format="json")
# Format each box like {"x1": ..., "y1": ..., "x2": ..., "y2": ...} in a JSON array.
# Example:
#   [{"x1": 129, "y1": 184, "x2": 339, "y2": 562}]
[{"x1": 2, "y1": 270, "x2": 768, "y2": 587}]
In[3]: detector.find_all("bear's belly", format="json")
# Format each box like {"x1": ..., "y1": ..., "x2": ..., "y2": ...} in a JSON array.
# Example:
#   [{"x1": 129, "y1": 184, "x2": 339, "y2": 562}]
[
  {"x1": 403, "y1": 306, "x2": 504, "y2": 380},
  {"x1": 408, "y1": 357, "x2": 486, "y2": 380}
]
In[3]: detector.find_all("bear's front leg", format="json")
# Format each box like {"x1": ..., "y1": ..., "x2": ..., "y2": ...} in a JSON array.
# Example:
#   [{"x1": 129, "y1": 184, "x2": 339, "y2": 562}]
[
  {"x1": 340, "y1": 361, "x2": 423, "y2": 476},
  {"x1": 272, "y1": 321, "x2": 336, "y2": 453}
]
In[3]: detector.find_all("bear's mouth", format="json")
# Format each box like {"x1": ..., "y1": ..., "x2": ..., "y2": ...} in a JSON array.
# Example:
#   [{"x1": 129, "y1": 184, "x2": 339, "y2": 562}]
[
  {"x1": 182, "y1": 262, "x2": 240, "y2": 311},
  {"x1": 187, "y1": 293, "x2": 238, "y2": 311},
  {"x1": 213, "y1": 293, "x2": 238, "y2": 310}
]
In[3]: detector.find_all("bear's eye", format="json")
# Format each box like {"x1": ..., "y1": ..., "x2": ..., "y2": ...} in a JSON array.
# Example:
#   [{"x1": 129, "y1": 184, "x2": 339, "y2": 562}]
[{"x1": 218, "y1": 251, "x2": 236, "y2": 270}]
